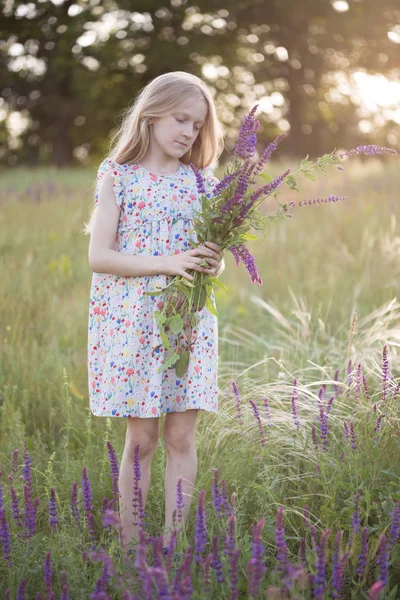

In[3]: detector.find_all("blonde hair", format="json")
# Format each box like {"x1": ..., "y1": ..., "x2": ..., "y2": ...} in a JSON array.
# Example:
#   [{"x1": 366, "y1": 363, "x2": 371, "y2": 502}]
[{"x1": 83, "y1": 71, "x2": 224, "y2": 236}]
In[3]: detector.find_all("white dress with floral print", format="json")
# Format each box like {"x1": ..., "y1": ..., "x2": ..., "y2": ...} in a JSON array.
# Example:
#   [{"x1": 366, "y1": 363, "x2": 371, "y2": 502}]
[{"x1": 88, "y1": 158, "x2": 219, "y2": 418}]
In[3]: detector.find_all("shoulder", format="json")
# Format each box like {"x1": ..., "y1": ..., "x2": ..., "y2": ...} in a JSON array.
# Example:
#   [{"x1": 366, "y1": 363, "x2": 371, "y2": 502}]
[{"x1": 95, "y1": 157, "x2": 128, "y2": 208}]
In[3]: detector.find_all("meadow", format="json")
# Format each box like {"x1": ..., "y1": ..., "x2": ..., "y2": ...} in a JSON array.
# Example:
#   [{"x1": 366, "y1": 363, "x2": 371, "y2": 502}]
[{"x1": 1, "y1": 155, "x2": 400, "y2": 598}]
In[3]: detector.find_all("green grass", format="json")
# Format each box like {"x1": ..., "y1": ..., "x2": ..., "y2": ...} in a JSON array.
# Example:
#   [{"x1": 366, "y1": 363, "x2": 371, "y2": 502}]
[{"x1": 1, "y1": 157, "x2": 400, "y2": 598}]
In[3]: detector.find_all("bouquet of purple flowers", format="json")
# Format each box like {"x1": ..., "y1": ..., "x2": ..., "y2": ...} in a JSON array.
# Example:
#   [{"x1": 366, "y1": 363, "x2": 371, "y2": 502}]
[{"x1": 146, "y1": 104, "x2": 397, "y2": 376}]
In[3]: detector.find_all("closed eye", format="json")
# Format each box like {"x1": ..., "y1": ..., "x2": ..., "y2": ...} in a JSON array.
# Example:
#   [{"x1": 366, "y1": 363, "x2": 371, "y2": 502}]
[{"x1": 175, "y1": 117, "x2": 201, "y2": 130}]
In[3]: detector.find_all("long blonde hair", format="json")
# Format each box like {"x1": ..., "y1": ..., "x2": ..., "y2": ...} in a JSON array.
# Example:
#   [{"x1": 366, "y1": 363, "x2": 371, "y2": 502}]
[{"x1": 83, "y1": 71, "x2": 224, "y2": 236}]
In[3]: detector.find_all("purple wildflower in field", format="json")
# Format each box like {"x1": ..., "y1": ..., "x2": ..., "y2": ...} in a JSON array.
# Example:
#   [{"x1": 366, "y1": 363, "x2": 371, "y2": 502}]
[
  {"x1": 211, "y1": 535, "x2": 225, "y2": 583},
  {"x1": 300, "y1": 537, "x2": 306, "y2": 566},
  {"x1": 16, "y1": 579, "x2": 28, "y2": 600},
  {"x1": 373, "y1": 402, "x2": 377, "y2": 413},
  {"x1": 274, "y1": 506, "x2": 290, "y2": 576},
  {"x1": 338, "y1": 144, "x2": 397, "y2": 158},
  {"x1": 71, "y1": 481, "x2": 80, "y2": 523},
  {"x1": 44, "y1": 550, "x2": 53, "y2": 598},
  {"x1": 347, "y1": 359, "x2": 353, "y2": 386},
  {"x1": 249, "y1": 399, "x2": 266, "y2": 447},
  {"x1": 356, "y1": 527, "x2": 369, "y2": 577},
  {"x1": 234, "y1": 104, "x2": 259, "y2": 159},
  {"x1": 212, "y1": 468, "x2": 223, "y2": 519},
  {"x1": 102, "y1": 506, "x2": 121, "y2": 529},
  {"x1": 332, "y1": 544, "x2": 351, "y2": 599},
  {"x1": 10, "y1": 486, "x2": 23, "y2": 529},
  {"x1": 349, "y1": 421, "x2": 357, "y2": 450},
  {"x1": 220, "y1": 479, "x2": 231, "y2": 517},
  {"x1": 132, "y1": 443, "x2": 141, "y2": 528},
  {"x1": 23, "y1": 441, "x2": 32, "y2": 484},
  {"x1": 313, "y1": 529, "x2": 330, "y2": 599},
  {"x1": 363, "y1": 375, "x2": 371, "y2": 402},
  {"x1": 0, "y1": 508, "x2": 12, "y2": 566},
  {"x1": 48, "y1": 487, "x2": 60, "y2": 529},
  {"x1": 291, "y1": 379, "x2": 300, "y2": 431},
  {"x1": 373, "y1": 414, "x2": 383, "y2": 438},
  {"x1": 368, "y1": 581, "x2": 386, "y2": 600},
  {"x1": 311, "y1": 425, "x2": 319, "y2": 450},
  {"x1": 318, "y1": 406, "x2": 329, "y2": 451},
  {"x1": 392, "y1": 381, "x2": 400, "y2": 402},
  {"x1": 351, "y1": 493, "x2": 361, "y2": 535},
  {"x1": 137, "y1": 486, "x2": 147, "y2": 532},
  {"x1": 194, "y1": 489, "x2": 207, "y2": 563},
  {"x1": 381, "y1": 345, "x2": 389, "y2": 413},
  {"x1": 106, "y1": 441, "x2": 120, "y2": 511},
  {"x1": 90, "y1": 551, "x2": 114, "y2": 597},
  {"x1": 376, "y1": 533, "x2": 389, "y2": 588},
  {"x1": 333, "y1": 368, "x2": 340, "y2": 398},
  {"x1": 60, "y1": 570, "x2": 69, "y2": 599},
  {"x1": 228, "y1": 548, "x2": 240, "y2": 600},
  {"x1": 12, "y1": 449, "x2": 19, "y2": 476},
  {"x1": 232, "y1": 380, "x2": 244, "y2": 427},
  {"x1": 82, "y1": 467, "x2": 94, "y2": 524},
  {"x1": 263, "y1": 397, "x2": 273, "y2": 427},
  {"x1": 225, "y1": 513, "x2": 237, "y2": 557},
  {"x1": 326, "y1": 395, "x2": 335, "y2": 416},
  {"x1": 388, "y1": 501, "x2": 400, "y2": 550},
  {"x1": 176, "y1": 475, "x2": 184, "y2": 523},
  {"x1": 247, "y1": 518, "x2": 266, "y2": 598},
  {"x1": 310, "y1": 525, "x2": 318, "y2": 552},
  {"x1": 23, "y1": 483, "x2": 35, "y2": 538},
  {"x1": 343, "y1": 421, "x2": 349, "y2": 441},
  {"x1": 230, "y1": 244, "x2": 262, "y2": 284},
  {"x1": 355, "y1": 363, "x2": 362, "y2": 405}
]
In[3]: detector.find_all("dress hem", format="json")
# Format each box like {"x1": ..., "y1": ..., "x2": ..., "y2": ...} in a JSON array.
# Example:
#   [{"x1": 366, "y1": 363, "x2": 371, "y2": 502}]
[{"x1": 90, "y1": 406, "x2": 219, "y2": 418}]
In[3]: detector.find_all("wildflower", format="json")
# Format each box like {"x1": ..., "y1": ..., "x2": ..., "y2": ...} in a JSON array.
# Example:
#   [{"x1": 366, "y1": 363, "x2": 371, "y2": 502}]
[
  {"x1": 356, "y1": 527, "x2": 369, "y2": 577},
  {"x1": 247, "y1": 518, "x2": 266, "y2": 599},
  {"x1": 194, "y1": 489, "x2": 207, "y2": 563},
  {"x1": 291, "y1": 379, "x2": 300, "y2": 431},
  {"x1": 313, "y1": 529, "x2": 330, "y2": 599},
  {"x1": 249, "y1": 399, "x2": 266, "y2": 447},
  {"x1": 48, "y1": 488, "x2": 60, "y2": 529}
]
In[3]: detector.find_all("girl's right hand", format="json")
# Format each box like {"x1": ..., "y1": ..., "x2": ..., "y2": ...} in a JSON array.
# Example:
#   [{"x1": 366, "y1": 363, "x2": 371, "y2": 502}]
[{"x1": 163, "y1": 245, "x2": 218, "y2": 281}]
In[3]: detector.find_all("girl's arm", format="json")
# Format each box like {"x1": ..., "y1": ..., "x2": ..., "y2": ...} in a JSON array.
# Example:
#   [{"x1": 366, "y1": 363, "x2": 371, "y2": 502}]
[{"x1": 88, "y1": 169, "x2": 166, "y2": 277}]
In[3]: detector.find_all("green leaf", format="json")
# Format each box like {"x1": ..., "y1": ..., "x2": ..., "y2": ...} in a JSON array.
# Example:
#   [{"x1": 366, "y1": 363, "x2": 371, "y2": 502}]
[
  {"x1": 159, "y1": 328, "x2": 170, "y2": 351},
  {"x1": 303, "y1": 171, "x2": 316, "y2": 182},
  {"x1": 157, "y1": 351, "x2": 180, "y2": 373},
  {"x1": 208, "y1": 276, "x2": 229, "y2": 291},
  {"x1": 241, "y1": 233, "x2": 258, "y2": 241},
  {"x1": 180, "y1": 279, "x2": 195, "y2": 288},
  {"x1": 168, "y1": 314, "x2": 183, "y2": 334},
  {"x1": 155, "y1": 311, "x2": 166, "y2": 327},
  {"x1": 144, "y1": 289, "x2": 165, "y2": 297},
  {"x1": 258, "y1": 173, "x2": 273, "y2": 182},
  {"x1": 175, "y1": 350, "x2": 190, "y2": 377},
  {"x1": 205, "y1": 294, "x2": 218, "y2": 316}
]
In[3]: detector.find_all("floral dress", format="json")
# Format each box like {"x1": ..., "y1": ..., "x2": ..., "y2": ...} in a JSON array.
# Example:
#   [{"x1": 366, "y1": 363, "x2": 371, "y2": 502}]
[{"x1": 88, "y1": 158, "x2": 219, "y2": 418}]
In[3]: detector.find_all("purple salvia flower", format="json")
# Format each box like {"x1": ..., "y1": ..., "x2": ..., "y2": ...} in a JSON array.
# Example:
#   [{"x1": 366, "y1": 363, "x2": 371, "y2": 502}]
[
  {"x1": 291, "y1": 379, "x2": 300, "y2": 431},
  {"x1": 229, "y1": 244, "x2": 262, "y2": 284},
  {"x1": 373, "y1": 402, "x2": 377, "y2": 413},
  {"x1": 60, "y1": 584, "x2": 70, "y2": 600},
  {"x1": 351, "y1": 493, "x2": 361, "y2": 535},
  {"x1": 249, "y1": 399, "x2": 266, "y2": 447},
  {"x1": 310, "y1": 525, "x2": 318, "y2": 553},
  {"x1": 363, "y1": 375, "x2": 371, "y2": 402},
  {"x1": 212, "y1": 169, "x2": 241, "y2": 197},
  {"x1": 132, "y1": 444, "x2": 141, "y2": 528},
  {"x1": 189, "y1": 163, "x2": 206, "y2": 196},
  {"x1": 263, "y1": 397, "x2": 273, "y2": 427},
  {"x1": 355, "y1": 363, "x2": 362, "y2": 405},
  {"x1": 12, "y1": 449, "x2": 19, "y2": 475},
  {"x1": 368, "y1": 581, "x2": 386, "y2": 600},
  {"x1": 376, "y1": 533, "x2": 389, "y2": 588},
  {"x1": 220, "y1": 479, "x2": 231, "y2": 517},
  {"x1": 333, "y1": 549, "x2": 351, "y2": 599},
  {"x1": 232, "y1": 381, "x2": 244, "y2": 427},
  {"x1": 311, "y1": 425, "x2": 319, "y2": 450},
  {"x1": 212, "y1": 468, "x2": 223, "y2": 519},
  {"x1": 90, "y1": 551, "x2": 114, "y2": 597},
  {"x1": 392, "y1": 380, "x2": 400, "y2": 402},
  {"x1": 374, "y1": 414, "x2": 383, "y2": 436},
  {"x1": 288, "y1": 194, "x2": 347, "y2": 208},
  {"x1": 343, "y1": 421, "x2": 349, "y2": 441},
  {"x1": 0, "y1": 508, "x2": 12, "y2": 566},
  {"x1": 106, "y1": 441, "x2": 120, "y2": 511},
  {"x1": 349, "y1": 421, "x2": 357, "y2": 450},
  {"x1": 381, "y1": 345, "x2": 389, "y2": 413},
  {"x1": 82, "y1": 467, "x2": 94, "y2": 530},
  {"x1": 326, "y1": 395, "x2": 335, "y2": 416},
  {"x1": 48, "y1": 488, "x2": 60, "y2": 529},
  {"x1": 388, "y1": 501, "x2": 400, "y2": 550},
  {"x1": 102, "y1": 506, "x2": 121, "y2": 529},
  {"x1": 71, "y1": 481, "x2": 80, "y2": 523},
  {"x1": 176, "y1": 475, "x2": 184, "y2": 525},
  {"x1": 202, "y1": 553, "x2": 213, "y2": 595},
  {"x1": 224, "y1": 513, "x2": 237, "y2": 557},
  {"x1": 356, "y1": 527, "x2": 369, "y2": 577},
  {"x1": 347, "y1": 359, "x2": 353, "y2": 386},
  {"x1": 274, "y1": 506, "x2": 290, "y2": 577},
  {"x1": 147, "y1": 566, "x2": 170, "y2": 598},
  {"x1": 338, "y1": 144, "x2": 397, "y2": 158},
  {"x1": 299, "y1": 537, "x2": 306, "y2": 567},
  {"x1": 194, "y1": 489, "x2": 207, "y2": 563},
  {"x1": 228, "y1": 548, "x2": 240, "y2": 600},
  {"x1": 318, "y1": 406, "x2": 328, "y2": 452},
  {"x1": 333, "y1": 368, "x2": 340, "y2": 398},
  {"x1": 247, "y1": 518, "x2": 266, "y2": 598},
  {"x1": 4, "y1": 590, "x2": 10, "y2": 599},
  {"x1": 220, "y1": 192, "x2": 245, "y2": 215},
  {"x1": 16, "y1": 579, "x2": 28, "y2": 600},
  {"x1": 251, "y1": 133, "x2": 287, "y2": 181},
  {"x1": 44, "y1": 550, "x2": 53, "y2": 599},
  {"x1": 235, "y1": 158, "x2": 252, "y2": 196},
  {"x1": 245, "y1": 168, "x2": 291, "y2": 214},
  {"x1": 23, "y1": 441, "x2": 32, "y2": 484},
  {"x1": 137, "y1": 486, "x2": 147, "y2": 532},
  {"x1": 234, "y1": 105, "x2": 259, "y2": 159},
  {"x1": 211, "y1": 535, "x2": 225, "y2": 583},
  {"x1": 331, "y1": 531, "x2": 342, "y2": 599},
  {"x1": 313, "y1": 529, "x2": 330, "y2": 600},
  {"x1": 23, "y1": 483, "x2": 34, "y2": 538},
  {"x1": 10, "y1": 486, "x2": 23, "y2": 529}
]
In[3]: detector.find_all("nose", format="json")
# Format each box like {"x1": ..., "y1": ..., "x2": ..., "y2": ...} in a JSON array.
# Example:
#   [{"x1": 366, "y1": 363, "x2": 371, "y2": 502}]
[{"x1": 183, "y1": 123, "x2": 195, "y2": 138}]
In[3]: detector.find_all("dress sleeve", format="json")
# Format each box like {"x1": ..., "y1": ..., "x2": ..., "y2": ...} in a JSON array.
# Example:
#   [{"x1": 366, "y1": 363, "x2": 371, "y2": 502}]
[
  {"x1": 94, "y1": 157, "x2": 126, "y2": 209},
  {"x1": 200, "y1": 165, "x2": 220, "y2": 200}
]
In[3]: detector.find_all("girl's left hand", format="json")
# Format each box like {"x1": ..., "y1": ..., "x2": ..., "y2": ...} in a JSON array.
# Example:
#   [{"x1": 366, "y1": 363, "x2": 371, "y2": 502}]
[{"x1": 199, "y1": 241, "x2": 225, "y2": 277}]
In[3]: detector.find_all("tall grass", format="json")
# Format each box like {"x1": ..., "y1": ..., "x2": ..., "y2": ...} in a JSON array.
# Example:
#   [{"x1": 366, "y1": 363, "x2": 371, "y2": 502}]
[{"x1": 0, "y1": 158, "x2": 399, "y2": 598}]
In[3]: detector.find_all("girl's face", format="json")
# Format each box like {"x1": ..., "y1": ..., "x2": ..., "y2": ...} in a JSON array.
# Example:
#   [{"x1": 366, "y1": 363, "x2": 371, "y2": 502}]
[{"x1": 150, "y1": 96, "x2": 208, "y2": 159}]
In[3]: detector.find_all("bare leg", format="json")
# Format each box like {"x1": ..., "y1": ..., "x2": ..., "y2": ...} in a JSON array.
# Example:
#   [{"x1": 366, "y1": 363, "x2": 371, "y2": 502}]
[
  {"x1": 119, "y1": 415, "x2": 159, "y2": 551},
  {"x1": 163, "y1": 409, "x2": 199, "y2": 546}
]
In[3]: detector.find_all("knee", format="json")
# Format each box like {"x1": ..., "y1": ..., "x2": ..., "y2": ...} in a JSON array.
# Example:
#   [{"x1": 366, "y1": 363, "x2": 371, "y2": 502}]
[
  {"x1": 164, "y1": 428, "x2": 195, "y2": 454},
  {"x1": 125, "y1": 429, "x2": 159, "y2": 458}
]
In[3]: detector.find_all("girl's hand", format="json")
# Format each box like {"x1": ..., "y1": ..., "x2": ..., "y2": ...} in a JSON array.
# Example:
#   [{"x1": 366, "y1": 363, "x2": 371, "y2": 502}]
[
  {"x1": 163, "y1": 245, "x2": 219, "y2": 281},
  {"x1": 203, "y1": 241, "x2": 225, "y2": 277}
]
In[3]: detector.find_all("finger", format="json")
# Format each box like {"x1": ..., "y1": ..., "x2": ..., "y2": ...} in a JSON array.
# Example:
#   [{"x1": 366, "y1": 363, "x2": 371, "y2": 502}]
[
  {"x1": 205, "y1": 241, "x2": 221, "y2": 254},
  {"x1": 180, "y1": 270, "x2": 194, "y2": 281},
  {"x1": 194, "y1": 247, "x2": 214, "y2": 258}
]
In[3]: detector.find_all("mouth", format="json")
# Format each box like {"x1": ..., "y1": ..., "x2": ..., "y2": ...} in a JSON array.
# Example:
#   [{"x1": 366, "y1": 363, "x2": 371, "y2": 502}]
[{"x1": 177, "y1": 141, "x2": 188, "y2": 147}]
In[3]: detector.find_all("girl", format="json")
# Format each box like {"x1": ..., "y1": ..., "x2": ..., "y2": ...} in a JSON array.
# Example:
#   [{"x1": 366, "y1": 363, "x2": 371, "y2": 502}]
[{"x1": 84, "y1": 71, "x2": 225, "y2": 555}]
